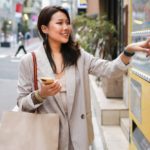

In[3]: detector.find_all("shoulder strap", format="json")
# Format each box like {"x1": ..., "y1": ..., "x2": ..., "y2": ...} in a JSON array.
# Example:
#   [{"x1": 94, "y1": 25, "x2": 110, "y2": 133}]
[{"x1": 31, "y1": 52, "x2": 38, "y2": 90}]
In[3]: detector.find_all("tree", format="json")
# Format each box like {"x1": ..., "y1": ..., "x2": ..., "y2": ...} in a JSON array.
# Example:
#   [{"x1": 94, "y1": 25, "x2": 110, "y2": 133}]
[
  {"x1": 73, "y1": 15, "x2": 118, "y2": 60},
  {"x1": 1, "y1": 20, "x2": 12, "y2": 42}
]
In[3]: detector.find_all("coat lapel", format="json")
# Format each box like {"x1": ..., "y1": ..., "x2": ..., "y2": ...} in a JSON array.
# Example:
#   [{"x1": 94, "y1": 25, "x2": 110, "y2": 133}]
[
  {"x1": 35, "y1": 46, "x2": 66, "y2": 116},
  {"x1": 36, "y1": 46, "x2": 54, "y2": 79},
  {"x1": 65, "y1": 65, "x2": 76, "y2": 119}
]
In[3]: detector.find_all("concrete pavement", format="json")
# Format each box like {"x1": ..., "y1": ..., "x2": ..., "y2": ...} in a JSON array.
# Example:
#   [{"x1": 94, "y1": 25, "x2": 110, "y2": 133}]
[
  {"x1": 0, "y1": 37, "x2": 41, "y2": 57},
  {"x1": 90, "y1": 76, "x2": 129, "y2": 150}
]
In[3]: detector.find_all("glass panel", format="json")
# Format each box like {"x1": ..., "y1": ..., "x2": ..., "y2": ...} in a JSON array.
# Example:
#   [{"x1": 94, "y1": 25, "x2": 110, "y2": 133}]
[
  {"x1": 132, "y1": 0, "x2": 150, "y2": 78},
  {"x1": 130, "y1": 79, "x2": 142, "y2": 123},
  {"x1": 133, "y1": 126, "x2": 150, "y2": 150}
]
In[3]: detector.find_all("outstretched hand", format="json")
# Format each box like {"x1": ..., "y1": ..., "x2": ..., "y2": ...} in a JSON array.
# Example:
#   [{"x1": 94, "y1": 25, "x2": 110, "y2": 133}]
[{"x1": 125, "y1": 38, "x2": 150, "y2": 57}]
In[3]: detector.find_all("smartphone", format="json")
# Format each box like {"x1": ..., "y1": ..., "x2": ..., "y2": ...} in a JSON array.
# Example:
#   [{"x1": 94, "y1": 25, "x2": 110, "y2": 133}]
[{"x1": 40, "y1": 77, "x2": 54, "y2": 85}]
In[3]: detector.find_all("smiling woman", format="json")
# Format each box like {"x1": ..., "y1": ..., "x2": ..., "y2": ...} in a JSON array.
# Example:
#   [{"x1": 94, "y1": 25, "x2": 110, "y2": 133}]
[
  {"x1": 37, "y1": 6, "x2": 80, "y2": 75},
  {"x1": 16, "y1": 5, "x2": 150, "y2": 150},
  {"x1": 41, "y1": 11, "x2": 71, "y2": 44}
]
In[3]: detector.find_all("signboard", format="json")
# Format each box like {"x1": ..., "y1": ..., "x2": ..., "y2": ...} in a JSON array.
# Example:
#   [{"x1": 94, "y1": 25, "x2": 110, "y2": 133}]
[
  {"x1": 16, "y1": 3, "x2": 22, "y2": 13},
  {"x1": 15, "y1": 3, "x2": 23, "y2": 18},
  {"x1": 78, "y1": 0, "x2": 87, "y2": 8}
]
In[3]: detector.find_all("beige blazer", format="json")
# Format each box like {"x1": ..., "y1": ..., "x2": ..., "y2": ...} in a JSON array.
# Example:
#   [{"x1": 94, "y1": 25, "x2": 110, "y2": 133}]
[{"x1": 17, "y1": 45, "x2": 128, "y2": 150}]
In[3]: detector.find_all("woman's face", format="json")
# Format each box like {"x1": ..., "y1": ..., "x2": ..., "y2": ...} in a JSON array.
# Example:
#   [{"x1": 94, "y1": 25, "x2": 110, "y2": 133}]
[{"x1": 44, "y1": 11, "x2": 72, "y2": 44}]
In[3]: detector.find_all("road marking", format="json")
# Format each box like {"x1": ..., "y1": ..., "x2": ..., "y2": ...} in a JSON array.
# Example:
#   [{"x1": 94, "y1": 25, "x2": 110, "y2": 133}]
[
  {"x1": 10, "y1": 54, "x2": 24, "y2": 62},
  {"x1": 0, "y1": 54, "x2": 8, "y2": 58},
  {"x1": 11, "y1": 59, "x2": 21, "y2": 62}
]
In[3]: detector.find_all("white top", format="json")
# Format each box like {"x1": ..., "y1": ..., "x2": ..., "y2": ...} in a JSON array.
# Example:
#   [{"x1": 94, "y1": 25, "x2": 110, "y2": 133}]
[{"x1": 58, "y1": 73, "x2": 68, "y2": 113}]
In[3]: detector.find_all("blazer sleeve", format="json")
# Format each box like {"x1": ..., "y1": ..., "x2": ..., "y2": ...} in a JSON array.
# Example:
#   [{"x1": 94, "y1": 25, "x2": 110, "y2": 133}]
[
  {"x1": 17, "y1": 53, "x2": 42, "y2": 111},
  {"x1": 81, "y1": 49, "x2": 129, "y2": 78}
]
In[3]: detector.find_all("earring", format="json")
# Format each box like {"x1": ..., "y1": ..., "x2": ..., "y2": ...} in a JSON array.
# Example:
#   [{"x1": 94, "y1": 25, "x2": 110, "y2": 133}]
[
  {"x1": 45, "y1": 34, "x2": 48, "y2": 41},
  {"x1": 44, "y1": 34, "x2": 48, "y2": 43}
]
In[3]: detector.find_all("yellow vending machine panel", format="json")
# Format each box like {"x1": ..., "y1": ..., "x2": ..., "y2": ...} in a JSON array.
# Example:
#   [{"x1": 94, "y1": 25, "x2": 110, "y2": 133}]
[
  {"x1": 129, "y1": 70, "x2": 150, "y2": 149},
  {"x1": 129, "y1": 0, "x2": 150, "y2": 149}
]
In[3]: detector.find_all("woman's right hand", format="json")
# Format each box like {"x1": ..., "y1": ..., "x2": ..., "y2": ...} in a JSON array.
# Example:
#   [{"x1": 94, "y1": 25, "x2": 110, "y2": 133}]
[
  {"x1": 125, "y1": 38, "x2": 150, "y2": 56},
  {"x1": 39, "y1": 80, "x2": 61, "y2": 98}
]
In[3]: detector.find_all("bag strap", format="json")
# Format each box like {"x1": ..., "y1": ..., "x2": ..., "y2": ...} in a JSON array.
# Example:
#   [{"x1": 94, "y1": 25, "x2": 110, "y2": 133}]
[{"x1": 31, "y1": 52, "x2": 38, "y2": 90}]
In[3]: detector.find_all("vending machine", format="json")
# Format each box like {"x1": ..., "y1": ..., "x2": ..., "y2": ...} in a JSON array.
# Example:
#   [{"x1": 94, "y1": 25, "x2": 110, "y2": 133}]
[{"x1": 129, "y1": 0, "x2": 150, "y2": 149}]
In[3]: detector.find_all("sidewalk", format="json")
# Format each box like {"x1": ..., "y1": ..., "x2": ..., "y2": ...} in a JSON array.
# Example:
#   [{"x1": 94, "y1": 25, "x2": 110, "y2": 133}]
[
  {"x1": 91, "y1": 102, "x2": 105, "y2": 150},
  {"x1": 90, "y1": 76, "x2": 129, "y2": 150},
  {"x1": 0, "y1": 37, "x2": 41, "y2": 57}
]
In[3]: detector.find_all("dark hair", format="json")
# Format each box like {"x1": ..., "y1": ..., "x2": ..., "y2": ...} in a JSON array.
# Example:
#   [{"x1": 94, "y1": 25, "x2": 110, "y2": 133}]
[{"x1": 37, "y1": 6, "x2": 80, "y2": 74}]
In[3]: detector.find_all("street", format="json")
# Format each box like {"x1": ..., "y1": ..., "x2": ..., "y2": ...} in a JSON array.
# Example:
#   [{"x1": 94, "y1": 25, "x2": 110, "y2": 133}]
[{"x1": 0, "y1": 38, "x2": 41, "y2": 118}]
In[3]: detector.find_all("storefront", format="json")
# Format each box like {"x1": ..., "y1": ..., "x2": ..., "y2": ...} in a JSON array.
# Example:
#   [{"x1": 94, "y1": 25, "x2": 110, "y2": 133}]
[{"x1": 99, "y1": 0, "x2": 126, "y2": 58}]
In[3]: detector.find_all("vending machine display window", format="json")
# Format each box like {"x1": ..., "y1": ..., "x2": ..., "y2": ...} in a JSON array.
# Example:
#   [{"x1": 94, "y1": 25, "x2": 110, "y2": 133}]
[{"x1": 132, "y1": 0, "x2": 150, "y2": 82}]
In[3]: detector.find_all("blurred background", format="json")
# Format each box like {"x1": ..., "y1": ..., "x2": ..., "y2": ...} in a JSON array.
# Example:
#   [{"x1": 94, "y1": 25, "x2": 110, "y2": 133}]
[
  {"x1": 0, "y1": 0, "x2": 85, "y2": 47},
  {"x1": 0, "y1": 1, "x2": 150, "y2": 149}
]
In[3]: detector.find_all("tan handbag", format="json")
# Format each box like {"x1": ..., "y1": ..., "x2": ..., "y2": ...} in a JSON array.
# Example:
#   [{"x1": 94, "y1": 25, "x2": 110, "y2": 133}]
[
  {"x1": 0, "y1": 112, "x2": 59, "y2": 150},
  {"x1": 0, "y1": 52, "x2": 59, "y2": 150}
]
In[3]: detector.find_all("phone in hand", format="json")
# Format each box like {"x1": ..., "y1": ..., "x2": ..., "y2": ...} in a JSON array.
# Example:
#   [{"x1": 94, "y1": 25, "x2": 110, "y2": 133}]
[{"x1": 40, "y1": 77, "x2": 54, "y2": 85}]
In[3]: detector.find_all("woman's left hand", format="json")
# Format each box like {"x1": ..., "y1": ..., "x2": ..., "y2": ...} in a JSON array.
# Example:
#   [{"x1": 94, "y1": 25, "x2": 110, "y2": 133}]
[{"x1": 125, "y1": 38, "x2": 150, "y2": 57}]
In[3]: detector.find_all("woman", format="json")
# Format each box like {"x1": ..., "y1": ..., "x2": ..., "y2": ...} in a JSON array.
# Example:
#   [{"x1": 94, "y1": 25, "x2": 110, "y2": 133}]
[
  {"x1": 15, "y1": 32, "x2": 27, "y2": 57},
  {"x1": 17, "y1": 6, "x2": 150, "y2": 150}
]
